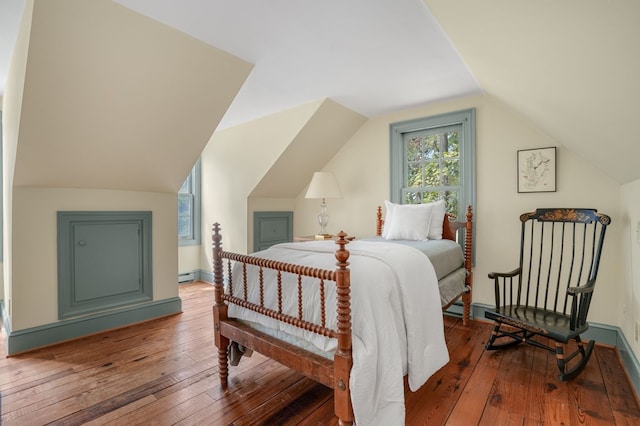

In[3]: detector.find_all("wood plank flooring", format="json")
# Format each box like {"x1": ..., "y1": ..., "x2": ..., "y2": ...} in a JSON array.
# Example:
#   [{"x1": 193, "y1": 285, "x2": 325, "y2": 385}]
[{"x1": 1, "y1": 281, "x2": 639, "y2": 425}]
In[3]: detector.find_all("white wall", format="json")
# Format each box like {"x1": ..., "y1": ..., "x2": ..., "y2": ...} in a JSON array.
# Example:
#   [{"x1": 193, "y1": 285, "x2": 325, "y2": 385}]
[
  {"x1": 179, "y1": 245, "x2": 200, "y2": 275},
  {"x1": 11, "y1": 188, "x2": 178, "y2": 330},
  {"x1": 199, "y1": 100, "x2": 324, "y2": 262},
  {"x1": 293, "y1": 93, "x2": 621, "y2": 326},
  {"x1": 621, "y1": 179, "x2": 640, "y2": 358},
  {"x1": 195, "y1": 92, "x2": 622, "y2": 333},
  {"x1": 2, "y1": 0, "x2": 33, "y2": 328},
  {"x1": 2, "y1": 0, "x2": 248, "y2": 335},
  {"x1": 0, "y1": 97, "x2": 3, "y2": 301}
]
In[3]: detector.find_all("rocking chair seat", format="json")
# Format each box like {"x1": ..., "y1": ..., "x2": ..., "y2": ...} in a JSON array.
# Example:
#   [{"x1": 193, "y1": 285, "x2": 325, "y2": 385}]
[{"x1": 485, "y1": 305, "x2": 587, "y2": 344}]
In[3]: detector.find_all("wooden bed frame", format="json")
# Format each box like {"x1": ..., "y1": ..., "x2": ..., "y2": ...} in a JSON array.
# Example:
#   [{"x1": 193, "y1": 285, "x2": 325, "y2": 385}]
[{"x1": 212, "y1": 205, "x2": 473, "y2": 425}]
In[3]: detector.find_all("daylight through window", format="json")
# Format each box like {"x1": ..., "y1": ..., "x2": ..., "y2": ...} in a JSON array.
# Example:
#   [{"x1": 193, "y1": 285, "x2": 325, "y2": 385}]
[{"x1": 390, "y1": 108, "x2": 475, "y2": 219}]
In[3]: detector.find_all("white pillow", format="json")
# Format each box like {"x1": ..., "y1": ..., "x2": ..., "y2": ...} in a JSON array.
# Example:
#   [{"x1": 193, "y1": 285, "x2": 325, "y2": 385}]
[
  {"x1": 381, "y1": 200, "x2": 395, "y2": 239},
  {"x1": 382, "y1": 200, "x2": 433, "y2": 240},
  {"x1": 428, "y1": 199, "x2": 446, "y2": 240}
]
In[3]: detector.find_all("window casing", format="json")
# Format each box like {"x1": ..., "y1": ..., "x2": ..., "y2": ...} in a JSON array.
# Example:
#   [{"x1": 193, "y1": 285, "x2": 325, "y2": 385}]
[
  {"x1": 0, "y1": 111, "x2": 3, "y2": 261},
  {"x1": 178, "y1": 159, "x2": 201, "y2": 246},
  {"x1": 390, "y1": 108, "x2": 475, "y2": 219}
]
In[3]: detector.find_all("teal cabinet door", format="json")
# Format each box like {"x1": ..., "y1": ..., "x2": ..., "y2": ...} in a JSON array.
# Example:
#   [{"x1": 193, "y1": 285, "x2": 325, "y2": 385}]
[
  {"x1": 58, "y1": 211, "x2": 152, "y2": 319},
  {"x1": 253, "y1": 212, "x2": 293, "y2": 252},
  {"x1": 73, "y1": 222, "x2": 142, "y2": 300}
]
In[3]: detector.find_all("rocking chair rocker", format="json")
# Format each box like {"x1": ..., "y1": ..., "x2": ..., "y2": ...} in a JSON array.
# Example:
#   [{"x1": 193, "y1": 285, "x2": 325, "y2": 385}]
[{"x1": 485, "y1": 208, "x2": 610, "y2": 381}]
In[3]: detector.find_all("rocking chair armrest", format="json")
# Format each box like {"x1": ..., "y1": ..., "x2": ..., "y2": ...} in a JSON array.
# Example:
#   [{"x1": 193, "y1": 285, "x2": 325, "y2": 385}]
[
  {"x1": 567, "y1": 284, "x2": 595, "y2": 296},
  {"x1": 488, "y1": 268, "x2": 521, "y2": 280},
  {"x1": 489, "y1": 268, "x2": 522, "y2": 308}
]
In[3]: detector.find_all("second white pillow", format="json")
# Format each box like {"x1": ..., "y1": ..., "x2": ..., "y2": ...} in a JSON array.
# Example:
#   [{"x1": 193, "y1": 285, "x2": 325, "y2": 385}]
[{"x1": 383, "y1": 201, "x2": 433, "y2": 240}]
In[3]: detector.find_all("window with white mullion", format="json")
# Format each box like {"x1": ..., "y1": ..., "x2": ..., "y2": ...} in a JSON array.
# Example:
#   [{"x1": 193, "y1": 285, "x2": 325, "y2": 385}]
[
  {"x1": 390, "y1": 108, "x2": 475, "y2": 219},
  {"x1": 178, "y1": 159, "x2": 201, "y2": 246}
]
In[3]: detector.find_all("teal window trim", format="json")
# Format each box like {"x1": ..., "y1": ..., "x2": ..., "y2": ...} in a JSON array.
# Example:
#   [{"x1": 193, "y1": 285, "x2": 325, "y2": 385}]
[
  {"x1": 0, "y1": 111, "x2": 3, "y2": 261},
  {"x1": 389, "y1": 108, "x2": 476, "y2": 220},
  {"x1": 178, "y1": 159, "x2": 201, "y2": 246}
]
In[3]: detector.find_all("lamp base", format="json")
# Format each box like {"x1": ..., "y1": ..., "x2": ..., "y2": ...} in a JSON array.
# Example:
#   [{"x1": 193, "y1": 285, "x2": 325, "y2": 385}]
[{"x1": 315, "y1": 234, "x2": 333, "y2": 240}]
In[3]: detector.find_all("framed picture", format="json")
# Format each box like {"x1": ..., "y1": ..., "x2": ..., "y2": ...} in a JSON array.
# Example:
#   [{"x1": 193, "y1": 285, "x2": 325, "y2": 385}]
[{"x1": 517, "y1": 147, "x2": 556, "y2": 193}]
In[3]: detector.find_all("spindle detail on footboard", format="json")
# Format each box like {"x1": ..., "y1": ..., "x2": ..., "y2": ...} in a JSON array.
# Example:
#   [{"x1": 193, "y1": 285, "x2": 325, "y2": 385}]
[{"x1": 211, "y1": 225, "x2": 354, "y2": 425}]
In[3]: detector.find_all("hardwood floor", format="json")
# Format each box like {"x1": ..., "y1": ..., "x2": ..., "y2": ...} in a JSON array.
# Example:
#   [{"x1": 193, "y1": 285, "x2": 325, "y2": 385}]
[{"x1": 1, "y1": 281, "x2": 639, "y2": 425}]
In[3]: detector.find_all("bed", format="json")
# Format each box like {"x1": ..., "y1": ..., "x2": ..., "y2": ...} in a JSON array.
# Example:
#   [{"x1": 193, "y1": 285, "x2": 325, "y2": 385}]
[{"x1": 211, "y1": 203, "x2": 473, "y2": 425}]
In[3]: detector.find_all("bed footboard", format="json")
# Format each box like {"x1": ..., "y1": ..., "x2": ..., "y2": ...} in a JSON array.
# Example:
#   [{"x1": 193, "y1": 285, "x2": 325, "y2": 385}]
[{"x1": 211, "y1": 224, "x2": 354, "y2": 425}]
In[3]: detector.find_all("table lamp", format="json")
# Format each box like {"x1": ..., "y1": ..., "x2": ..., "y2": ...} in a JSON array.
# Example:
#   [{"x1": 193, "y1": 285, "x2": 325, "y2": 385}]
[{"x1": 304, "y1": 171, "x2": 342, "y2": 238}]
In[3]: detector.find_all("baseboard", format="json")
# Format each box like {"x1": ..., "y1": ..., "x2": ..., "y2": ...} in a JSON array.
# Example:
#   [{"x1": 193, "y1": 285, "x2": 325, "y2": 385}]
[
  {"x1": 444, "y1": 301, "x2": 465, "y2": 319},
  {"x1": 472, "y1": 302, "x2": 640, "y2": 399},
  {"x1": 197, "y1": 268, "x2": 214, "y2": 284},
  {"x1": 4, "y1": 297, "x2": 182, "y2": 355}
]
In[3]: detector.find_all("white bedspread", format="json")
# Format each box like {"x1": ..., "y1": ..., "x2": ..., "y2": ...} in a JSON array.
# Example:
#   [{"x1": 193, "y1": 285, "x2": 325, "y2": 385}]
[{"x1": 227, "y1": 240, "x2": 449, "y2": 425}]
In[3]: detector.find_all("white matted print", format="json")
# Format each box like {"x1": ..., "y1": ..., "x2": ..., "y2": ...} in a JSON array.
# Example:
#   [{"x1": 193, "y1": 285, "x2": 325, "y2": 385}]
[{"x1": 517, "y1": 147, "x2": 556, "y2": 193}]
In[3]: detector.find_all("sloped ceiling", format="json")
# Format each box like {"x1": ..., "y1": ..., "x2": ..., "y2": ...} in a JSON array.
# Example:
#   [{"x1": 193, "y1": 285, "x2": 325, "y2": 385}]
[
  {"x1": 12, "y1": 0, "x2": 252, "y2": 192},
  {"x1": 112, "y1": 0, "x2": 481, "y2": 130},
  {"x1": 107, "y1": 0, "x2": 640, "y2": 184},
  {"x1": 250, "y1": 99, "x2": 367, "y2": 198},
  {"x1": 425, "y1": 0, "x2": 640, "y2": 184},
  {"x1": 4, "y1": 1, "x2": 639, "y2": 186}
]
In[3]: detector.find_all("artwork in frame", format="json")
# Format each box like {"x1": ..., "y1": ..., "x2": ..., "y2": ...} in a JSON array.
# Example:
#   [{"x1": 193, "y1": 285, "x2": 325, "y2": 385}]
[{"x1": 517, "y1": 147, "x2": 556, "y2": 193}]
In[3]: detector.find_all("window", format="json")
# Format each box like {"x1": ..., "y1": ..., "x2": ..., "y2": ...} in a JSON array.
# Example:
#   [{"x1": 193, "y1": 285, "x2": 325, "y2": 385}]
[
  {"x1": 390, "y1": 108, "x2": 475, "y2": 218},
  {"x1": 178, "y1": 159, "x2": 201, "y2": 246},
  {"x1": 0, "y1": 111, "x2": 3, "y2": 261}
]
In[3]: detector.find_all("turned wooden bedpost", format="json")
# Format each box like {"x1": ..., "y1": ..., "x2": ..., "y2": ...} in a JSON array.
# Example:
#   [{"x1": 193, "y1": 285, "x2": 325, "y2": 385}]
[
  {"x1": 211, "y1": 223, "x2": 230, "y2": 388},
  {"x1": 375, "y1": 206, "x2": 383, "y2": 237},
  {"x1": 462, "y1": 205, "x2": 474, "y2": 326},
  {"x1": 333, "y1": 231, "x2": 354, "y2": 425}
]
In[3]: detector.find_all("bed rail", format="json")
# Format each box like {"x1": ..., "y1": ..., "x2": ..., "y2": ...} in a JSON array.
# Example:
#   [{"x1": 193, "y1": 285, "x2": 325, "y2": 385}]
[
  {"x1": 219, "y1": 249, "x2": 340, "y2": 338},
  {"x1": 211, "y1": 224, "x2": 354, "y2": 424}
]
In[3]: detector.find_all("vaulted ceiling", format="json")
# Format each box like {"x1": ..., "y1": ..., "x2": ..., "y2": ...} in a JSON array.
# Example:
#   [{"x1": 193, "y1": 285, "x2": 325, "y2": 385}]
[{"x1": 2, "y1": 0, "x2": 639, "y2": 184}]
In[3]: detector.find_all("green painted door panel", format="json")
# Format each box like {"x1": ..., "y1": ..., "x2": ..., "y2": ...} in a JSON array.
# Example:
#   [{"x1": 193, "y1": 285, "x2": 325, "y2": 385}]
[
  {"x1": 58, "y1": 211, "x2": 152, "y2": 319},
  {"x1": 73, "y1": 223, "x2": 142, "y2": 301}
]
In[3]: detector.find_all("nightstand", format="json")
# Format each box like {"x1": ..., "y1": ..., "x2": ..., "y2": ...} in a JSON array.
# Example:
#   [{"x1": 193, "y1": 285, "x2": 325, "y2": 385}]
[
  {"x1": 294, "y1": 235, "x2": 330, "y2": 242},
  {"x1": 294, "y1": 235, "x2": 355, "y2": 242}
]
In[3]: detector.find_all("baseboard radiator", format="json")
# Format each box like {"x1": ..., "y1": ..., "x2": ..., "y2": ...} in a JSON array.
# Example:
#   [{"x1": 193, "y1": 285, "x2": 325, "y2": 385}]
[{"x1": 178, "y1": 272, "x2": 195, "y2": 284}]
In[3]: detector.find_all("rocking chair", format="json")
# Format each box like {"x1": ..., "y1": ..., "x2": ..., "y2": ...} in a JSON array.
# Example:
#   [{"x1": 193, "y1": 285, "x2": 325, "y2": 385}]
[{"x1": 485, "y1": 208, "x2": 610, "y2": 381}]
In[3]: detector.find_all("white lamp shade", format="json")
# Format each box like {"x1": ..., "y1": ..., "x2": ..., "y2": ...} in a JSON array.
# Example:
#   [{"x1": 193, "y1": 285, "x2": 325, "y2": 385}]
[{"x1": 305, "y1": 172, "x2": 342, "y2": 199}]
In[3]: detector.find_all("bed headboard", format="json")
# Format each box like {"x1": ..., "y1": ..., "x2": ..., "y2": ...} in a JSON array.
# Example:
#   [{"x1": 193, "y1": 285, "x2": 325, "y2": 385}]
[{"x1": 375, "y1": 204, "x2": 473, "y2": 244}]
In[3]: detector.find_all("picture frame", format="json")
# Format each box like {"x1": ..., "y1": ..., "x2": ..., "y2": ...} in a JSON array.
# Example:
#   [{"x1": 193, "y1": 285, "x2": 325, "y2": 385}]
[{"x1": 517, "y1": 147, "x2": 556, "y2": 193}]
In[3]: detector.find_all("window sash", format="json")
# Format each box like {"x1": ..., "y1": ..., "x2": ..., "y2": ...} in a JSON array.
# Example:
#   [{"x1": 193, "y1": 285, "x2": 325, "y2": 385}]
[
  {"x1": 178, "y1": 159, "x2": 201, "y2": 246},
  {"x1": 178, "y1": 193, "x2": 194, "y2": 240},
  {"x1": 390, "y1": 108, "x2": 475, "y2": 220}
]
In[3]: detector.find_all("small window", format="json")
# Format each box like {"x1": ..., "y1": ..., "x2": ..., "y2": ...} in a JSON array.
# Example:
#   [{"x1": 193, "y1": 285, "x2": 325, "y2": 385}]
[
  {"x1": 390, "y1": 109, "x2": 475, "y2": 218},
  {"x1": 178, "y1": 159, "x2": 201, "y2": 246},
  {"x1": 0, "y1": 111, "x2": 3, "y2": 261}
]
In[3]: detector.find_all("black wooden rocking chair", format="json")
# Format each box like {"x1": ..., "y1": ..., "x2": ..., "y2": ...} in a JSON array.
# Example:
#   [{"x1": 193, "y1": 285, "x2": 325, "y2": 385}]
[{"x1": 485, "y1": 208, "x2": 611, "y2": 381}]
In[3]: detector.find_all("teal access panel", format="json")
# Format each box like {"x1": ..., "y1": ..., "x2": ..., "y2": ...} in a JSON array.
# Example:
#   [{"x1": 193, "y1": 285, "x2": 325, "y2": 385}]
[{"x1": 57, "y1": 211, "x2": 152, "y2": 319}]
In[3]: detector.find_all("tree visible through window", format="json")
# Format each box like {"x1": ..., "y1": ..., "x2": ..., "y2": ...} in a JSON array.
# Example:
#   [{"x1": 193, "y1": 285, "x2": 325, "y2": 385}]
[
  {"x1": 178, "y1": 159, "x2": 201, "y2": 246},
  {"x1": 390, "y1": 108, "x2": 475, "y2": 219}
]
